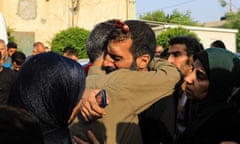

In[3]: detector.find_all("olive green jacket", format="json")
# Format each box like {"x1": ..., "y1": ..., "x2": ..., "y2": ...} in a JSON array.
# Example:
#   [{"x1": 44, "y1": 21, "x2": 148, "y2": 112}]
[{"x1": 85, "y1": 58, "x2": 181, "y2": 144}]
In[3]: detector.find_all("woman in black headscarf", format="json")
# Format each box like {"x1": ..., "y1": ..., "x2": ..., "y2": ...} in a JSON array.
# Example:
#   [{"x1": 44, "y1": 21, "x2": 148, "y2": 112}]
[
  {"x1": 8, "y1": 52, "x2": 86, "y2": 144},
  {"x1": 178, "y1": 48, "x2": 240, "y2": 144}
]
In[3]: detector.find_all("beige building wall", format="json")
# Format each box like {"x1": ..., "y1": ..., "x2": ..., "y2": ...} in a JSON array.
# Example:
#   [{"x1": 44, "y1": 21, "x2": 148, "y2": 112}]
[
  {"x1": 191, "y1": 28, "x2": 238, "y2": 52},
  {"x1": 0, "y1": 0, "x2": 136, "y2": 47}
]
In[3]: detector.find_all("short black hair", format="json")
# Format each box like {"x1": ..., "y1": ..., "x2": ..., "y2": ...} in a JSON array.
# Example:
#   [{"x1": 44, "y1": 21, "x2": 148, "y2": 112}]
[
  {"x1": 7, "y1": 42, "x2": 17, "y2": 49},
  {"x1": 169, "y1": 36, "x2": 202, "y2": 56},
  {"x1": 210, "y1": 40, "x2": 226, "y2": 49},
  {"x1": 63, "y1": 46, "x2": 78, "y2": 57},
  {"x1": 125, "y1": 20, "x2": 156, "y2": 60},
  {"x1": 11, "y1": 51, "x2": 26, "y2": 65}
]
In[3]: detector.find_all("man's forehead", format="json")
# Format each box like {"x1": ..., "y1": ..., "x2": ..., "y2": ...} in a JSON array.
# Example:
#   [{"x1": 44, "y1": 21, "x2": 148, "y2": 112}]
[
  {"x1": 0, "y1": 46, "x2": 6, "y2": 50},
  {"x1": 107, "y1": 42, "x2": 120, "y2": 53},
  {"x1": 168, "y1": 44, "x2": 186, "y2": 52},
  {"x1": 108, "y1": 38, "x2": 132, "y2": 49},
  {"x1": 0, "y1": 43, "x2": 5, "y2": 48}
]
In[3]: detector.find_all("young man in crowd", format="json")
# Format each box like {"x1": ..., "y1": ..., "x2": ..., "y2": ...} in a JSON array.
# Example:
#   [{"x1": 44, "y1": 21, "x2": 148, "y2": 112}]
[
  {"x1": 7, "y1": 42, "x2": 17, "y2": 57},
  {"x1": 63, "y1": 46, "x2": 79, "y2": 61},
  {"x1": 11, "y1": 51, "x2": 26, "y2": 72}
]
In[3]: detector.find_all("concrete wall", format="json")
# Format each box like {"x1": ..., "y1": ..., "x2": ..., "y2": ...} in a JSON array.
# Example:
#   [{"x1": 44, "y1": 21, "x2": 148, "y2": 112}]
[
  {"x1": 153, "y1": 24, "x2": 238, "y2": 53},
  {"x1": 0, "y1": 12, "x2": 8, "y2": 44},
  {"x1": 0, "y1": 0, "x2": 136, "y2": 47},
  {"x1": 191, "y1": 28, "x2": 237, "y2": 52}
]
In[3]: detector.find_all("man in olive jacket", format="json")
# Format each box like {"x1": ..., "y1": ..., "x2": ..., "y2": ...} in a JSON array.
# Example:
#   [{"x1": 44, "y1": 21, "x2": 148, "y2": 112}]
[{"x1": 71, "y1": 20, "x2": 181, "y2": 144}]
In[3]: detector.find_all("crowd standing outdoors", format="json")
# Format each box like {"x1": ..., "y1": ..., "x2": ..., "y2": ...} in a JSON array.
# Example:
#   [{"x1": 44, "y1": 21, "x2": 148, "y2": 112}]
[{"x1": 0, "y1": 18, "x2": 240, "y2": 144}]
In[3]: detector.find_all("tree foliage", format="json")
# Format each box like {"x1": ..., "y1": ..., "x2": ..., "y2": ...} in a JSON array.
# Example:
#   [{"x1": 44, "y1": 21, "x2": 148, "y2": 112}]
[
  {"x1": 219, "y1": 0, "x2": 227, "y2": 7},
  {"x1": 139, "y1": 10, "x2": 168, "y2": 22},
  {"x1": 224, "y1": 12, "x2": 240, "y2": 28},
  {"x1": 7, "y1": 27, "x2": 16, "y2": 43},
  {"x1": 51, "y1": 27, "x2": 89, "y2": 58},
  {"x1": 222, "y1": 12, "x2": 240, "y2": 52},
  {"x1": 156, "y1": 27, "x2": 200, "y2": 49},
  {"x1": 139, "y1": 9, "x2": 198, "y2": 26}
]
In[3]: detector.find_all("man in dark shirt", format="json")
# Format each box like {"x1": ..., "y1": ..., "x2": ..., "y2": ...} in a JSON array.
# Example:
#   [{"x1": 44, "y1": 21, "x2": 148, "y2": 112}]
[{"x1": 0, "y1": 52, "x2": 16, "y2": 104}]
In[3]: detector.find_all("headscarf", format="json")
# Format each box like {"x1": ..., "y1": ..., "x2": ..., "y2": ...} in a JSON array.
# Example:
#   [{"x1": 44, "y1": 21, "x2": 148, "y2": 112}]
[
  {"x1": 194, "y1": 48, "x2": 240, "y2": 111},
  {"x1": 8, "y1": 52, "x2": 86, "y2": 144},
  {"x1": 178, "y1": 48, "x2": 240, "y2": 143}
]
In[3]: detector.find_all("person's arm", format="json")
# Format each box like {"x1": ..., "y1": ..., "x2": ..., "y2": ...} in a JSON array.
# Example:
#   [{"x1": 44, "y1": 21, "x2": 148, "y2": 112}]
[
  {"x1": 68, "y1": 64, "x2": 110, "y2": 123},
  {"x1": 68, "y1": 88, "x2": 109, "y2": 123},
  {"x1": 77, "y1": 58, "x2": 180, "y2": 120},
  {"x1": 99, "y1": 58, "x2": 181, "y2": 114}
]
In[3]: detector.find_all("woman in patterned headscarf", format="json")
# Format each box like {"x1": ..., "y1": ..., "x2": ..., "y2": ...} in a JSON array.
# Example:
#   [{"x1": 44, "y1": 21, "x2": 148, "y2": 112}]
[
  {"x1": 7, "y1": 52, "x2": 86, "y2": 144},
  {"x1": 178, "y1": 48, "x2": 240, "y2": 144}
]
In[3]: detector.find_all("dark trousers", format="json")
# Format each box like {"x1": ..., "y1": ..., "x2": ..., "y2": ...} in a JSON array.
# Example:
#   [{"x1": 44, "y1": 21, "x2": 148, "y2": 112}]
[{"x1": 138, "y1": 95, "x2": 177, "y2": 144}]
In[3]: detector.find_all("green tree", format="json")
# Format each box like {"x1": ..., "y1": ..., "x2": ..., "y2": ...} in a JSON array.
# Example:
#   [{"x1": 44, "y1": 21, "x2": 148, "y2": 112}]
[
  {"x1": 140, "y1": 9, "x2": 198, "y2": 26},
  {"x1": 168, "y1": 9, "x2": 198, "y2": 26},
  {"x1": 156, "y1": 27, "x2": 200, "y2": 49},
  {"x1": 51, "y1": 27, "x2": 89, "y2": 58},
  {"x1": 139, "y1": 10, "x2": 168, "y2": 22},
  {"x1": 7, "y1": 27, "x2": 16, "y2": 43},
  {"x1": 219, "y1": 0, "x2": 227, "y2": 7},
  {"x1": 222, "y1": 11, "x2": 240, "y2": 52}
]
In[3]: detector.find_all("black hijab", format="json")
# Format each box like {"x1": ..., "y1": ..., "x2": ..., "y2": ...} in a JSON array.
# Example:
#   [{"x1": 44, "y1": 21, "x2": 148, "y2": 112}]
[
  {"x1": 8, "y1": 52, "x2": 86, "y2": 144},
  {"x1": 178, "y1": 48, "x2": 240, "y2": 144},
  {"x1": 194, "y1": 48, "x2": 240, "y2": 110}
]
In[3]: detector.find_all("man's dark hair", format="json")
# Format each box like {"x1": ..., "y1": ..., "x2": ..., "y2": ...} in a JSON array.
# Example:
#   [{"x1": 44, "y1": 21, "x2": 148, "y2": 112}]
[
  {"x1": 169, "y1": 36, "x2": 202, "y2": 57},
  {"x1": 7, "y1": 42, "x2": 17, "y2": 49},
  {"x1": 87, "y1": 19, "x2": 116, "y2": 63},
  {"x1": 210, "y1": 40, "x2": 226, "y2": 49},
  {"x1": 108, "y1": 20, "x2": 156, "y2": 61},
  {"x1": 63, "y1": 46, "x2": 78, "y2": 57},
  {"x1": 126, "y1": 20, "x2": 156, "y2": 60},
  {"x1": 0, "y1": 105, "x2": 44, "y2": 144},
  {"x1": 11, "y1": 51, "x2": 26, "y2": 65}
]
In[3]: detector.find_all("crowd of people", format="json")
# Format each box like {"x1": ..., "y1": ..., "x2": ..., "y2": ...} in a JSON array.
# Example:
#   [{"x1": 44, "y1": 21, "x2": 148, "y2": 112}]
[{"x1": 0, "y1": 19, "x2": 240, "y2": 144}]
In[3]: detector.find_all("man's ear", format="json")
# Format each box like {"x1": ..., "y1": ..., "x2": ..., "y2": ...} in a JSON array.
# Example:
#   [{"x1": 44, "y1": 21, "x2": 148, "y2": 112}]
[
  {"x1": 187, "y1": 55, "x2": 195, "y2": 73},
  {"x1": 136, "y1": 54, "x2": 150, "y2": 70},
  {"x1": 189, "y1": 55, "x2": 194, "y2": 65}
]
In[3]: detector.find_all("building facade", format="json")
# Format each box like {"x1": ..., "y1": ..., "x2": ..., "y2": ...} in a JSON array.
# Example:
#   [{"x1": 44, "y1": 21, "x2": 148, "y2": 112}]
[
  {"x1": 147, "y1": 20, "x2": 238, "y2": 52},
  {"x1": 0, "y1": 0, "x2": 136, "y2": 55}
]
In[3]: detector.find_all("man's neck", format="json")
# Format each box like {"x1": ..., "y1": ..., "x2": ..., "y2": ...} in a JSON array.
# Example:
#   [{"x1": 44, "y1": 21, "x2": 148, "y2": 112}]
[{"x1": 92, "y1": 60, "x2": 102, "y2": 66}]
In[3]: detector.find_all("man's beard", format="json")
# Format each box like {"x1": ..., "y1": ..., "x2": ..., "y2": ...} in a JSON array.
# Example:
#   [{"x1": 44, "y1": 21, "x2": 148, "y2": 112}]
[{"x1": 102, "y1": 60, "x2": 138, "y2": 74}]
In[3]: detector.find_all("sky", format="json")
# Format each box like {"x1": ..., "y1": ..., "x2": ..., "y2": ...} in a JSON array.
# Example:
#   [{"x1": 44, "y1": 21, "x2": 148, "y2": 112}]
[{"x1": 136, "y1": 0, "x2": 240, "y2": 23}]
